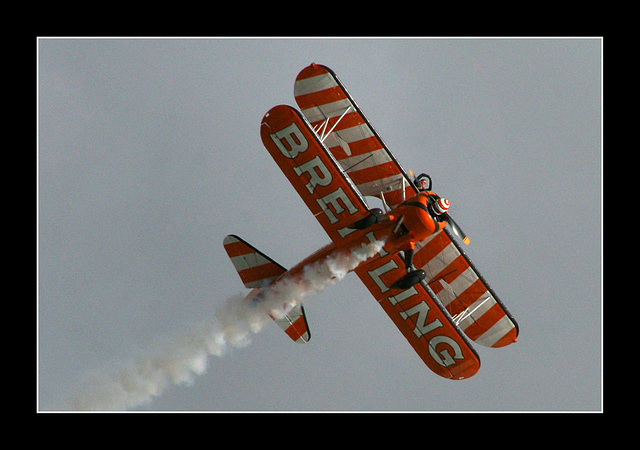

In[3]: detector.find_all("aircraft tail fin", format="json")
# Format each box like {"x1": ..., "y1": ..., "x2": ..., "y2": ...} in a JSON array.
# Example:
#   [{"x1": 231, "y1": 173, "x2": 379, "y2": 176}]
[
  {"x1": 223, "y1": 234, "x2": 287, "y2": 289},
  {"x1": 223, "y1": 235, "x2": 310, "y2": 343}
]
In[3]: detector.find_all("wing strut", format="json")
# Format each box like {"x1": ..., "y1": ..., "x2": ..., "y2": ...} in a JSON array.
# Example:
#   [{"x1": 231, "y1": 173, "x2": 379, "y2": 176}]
[
  {"x1": 452, "y1": 296, "x2": 492, "y2": 326},
  {"x1": 402, "y1": 177, "x2": 406, "y2": 201},
  {"x1": 312, "y1": 106, "x2": 353, "y2": 143},
  {"x1": 379, "y1": 190, "x2": 390, "y2": 213}
]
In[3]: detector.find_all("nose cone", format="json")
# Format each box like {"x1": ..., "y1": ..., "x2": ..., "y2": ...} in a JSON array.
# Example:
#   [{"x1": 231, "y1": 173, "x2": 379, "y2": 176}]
[{"x1": 434, "y1": 197, "x2": 450, "y2": 215}]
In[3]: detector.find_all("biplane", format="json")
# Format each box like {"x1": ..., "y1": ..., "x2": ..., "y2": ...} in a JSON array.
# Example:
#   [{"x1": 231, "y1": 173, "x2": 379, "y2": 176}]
[{"x1": 224, "y1": 63, "x2": 518, "y2": 380}]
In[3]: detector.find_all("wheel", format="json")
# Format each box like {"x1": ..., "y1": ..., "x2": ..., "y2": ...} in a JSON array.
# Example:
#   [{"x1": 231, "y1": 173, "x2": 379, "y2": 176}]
[
  {"x1": 351, "y1": 208, "x2": 383, "y2": 230},
  {"x1": 392, "y1": 270, "x2": 426, "y2": 290}
]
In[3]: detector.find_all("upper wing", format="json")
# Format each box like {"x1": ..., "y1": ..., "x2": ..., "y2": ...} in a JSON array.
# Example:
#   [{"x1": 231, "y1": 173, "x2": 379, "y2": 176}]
[
  {"x1": 260, "y1": 104, "x2": 371, "y2": 244},
  {"x1": 414, "y1": 229, "x2": 519, "y2": 347},
  {"x1": 294, "y1": 63, "x2": 417, "y2": 208},
  {"x1": 354, "y1": 245, "x2": 481, "y2": 380}
]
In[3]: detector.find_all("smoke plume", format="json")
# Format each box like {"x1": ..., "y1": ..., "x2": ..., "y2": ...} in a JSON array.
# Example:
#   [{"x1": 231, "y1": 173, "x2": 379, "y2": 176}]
[{"x1": 71, "y1": 239, "x2": 384, "y2": 410}]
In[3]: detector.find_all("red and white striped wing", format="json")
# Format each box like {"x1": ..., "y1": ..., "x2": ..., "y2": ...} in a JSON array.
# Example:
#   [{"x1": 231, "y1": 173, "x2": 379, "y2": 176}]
[
  {"x1": 414, "y1": 229, "x2": 519, "y2": 348},
  {"x1": 294, "y1": 63, "x2": 416, "y2": 208}
]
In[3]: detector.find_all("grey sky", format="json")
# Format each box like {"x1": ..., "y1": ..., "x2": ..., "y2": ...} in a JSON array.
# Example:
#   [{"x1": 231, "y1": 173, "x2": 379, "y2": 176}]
[{"x1": 38, "y1": 37, "x2": 602, "y2": 411}]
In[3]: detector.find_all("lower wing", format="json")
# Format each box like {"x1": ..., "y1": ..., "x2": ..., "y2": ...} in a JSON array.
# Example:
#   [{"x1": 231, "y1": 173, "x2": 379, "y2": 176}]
[{"x1": 354, "y1": 241, "x2": 481, "y2": 380}]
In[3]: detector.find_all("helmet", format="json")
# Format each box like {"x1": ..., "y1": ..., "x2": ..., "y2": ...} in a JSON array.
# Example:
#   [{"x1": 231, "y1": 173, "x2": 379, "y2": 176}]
[
  {"x1": 433, "y1": 197, "x2": 450, "y2": 215},
  {"x1": 414, "y1": 173, "x2": 431, "y2": 191}
]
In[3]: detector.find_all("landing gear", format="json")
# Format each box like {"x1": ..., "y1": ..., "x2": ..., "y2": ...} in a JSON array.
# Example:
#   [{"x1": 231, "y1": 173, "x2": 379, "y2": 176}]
[
  {"x1": 350, "y1": 208, "x2": 389, "y2": 230},
  {"x1": 391, "y1": 269, "x2": 426, "y2": 290},
  {"x1": 401, "y1": 248, "x2": 414, "y2": 270},
  {"x1": 391, "y1": 246, "x2": 425, "y2": 290}
]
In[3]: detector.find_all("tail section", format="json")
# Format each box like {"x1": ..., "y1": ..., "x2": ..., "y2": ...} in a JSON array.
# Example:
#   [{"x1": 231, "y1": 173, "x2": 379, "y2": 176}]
[
  {"x1": 223, "y1": 234, "x2": 287, "y2": 289},
  {"x1": 223, "y1": 235, "x2": 311, "y2": 343}
]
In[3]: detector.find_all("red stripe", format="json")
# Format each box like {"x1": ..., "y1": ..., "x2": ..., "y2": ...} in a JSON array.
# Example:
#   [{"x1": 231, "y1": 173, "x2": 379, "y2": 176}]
[
  {"x1": 224, "y1": 241, "x2": 254, "y2": 258},
  {"x1": 462, "y1": 303, "x2": 506, "y2": 341},
  {"x1": 415, "y1": 232, "x2": 452, "y2": 271},
  {"x1": 347, "y1": 161, "x2": 401, "y2": 185},
  {"x1": 308, "y1": 111, "x2": 363, "y2": 132},
  {"x1": 455, "y1": 279, "x2": 488, "y2": 312},
  {"x1": 295, "y1": 86, "x2": 347, "y2": 110},
  {"x1": 238, "y1": 263, "x2": 284, "y2": 285},
  {"x1": 444, "y1": 279, "x2": 488, "y2": 316},
  {"x1": 430, "y1": 255, "x2": 469, "y2": 295},
  {"x1": 492, "y1": 327, "x2": 518, "y2": 347},
  {"x1": 295, "y1": 63, "x2": 328, "y2": 81},
  {"x1": 285, "y1": 315, "x2": 309, "y2": 341},
  {"x1": 329, "y1": 136, "x2": 383, "y2": 160}
]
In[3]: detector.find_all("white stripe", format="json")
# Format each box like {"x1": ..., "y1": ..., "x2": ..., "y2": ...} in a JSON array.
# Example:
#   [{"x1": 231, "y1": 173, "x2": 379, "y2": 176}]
[
  {"x1": 457, "y1": 295, "x2": 496, "y2": 329},
  {"x1": 338, "y1": 148, "x2": 391, "y2": 172},
  {"x1": 321, "y1": 123, "x2": 374, "y2": 148},
  {"x1": 421, "y1": 242, "x2": 460, "y2": 281},
  {"x1": 355, "y1": 173, "x2": 405, "y2": 196},
  {"x1": 245, "y1": 278, "x2": 277, "y2": 289},
  {"x1": 430, "y1": 262, "x2": 481, "y2": 308},
  {"x1": 286, "y1": 304, "x2": 304, "y2": 322},
  {"x1": 474, "y1": 315, "x2": 515, "y2": 347},
  {"x1": 301, "y1": 98, "x2": 353, "y2": 123},
  {"x1": 294, "y1": 73, "x2": 338, "y2": 96},
  {"x1": 229, "y1": 252, "x2": 271, "y2": 272},
  {"x1": 272, "y1": 304, "x2": 310, "y2": 343},
  {"x1": 435, "y1": 279, "x2": 457, "y2": 307},
  {"x1": 336, "y1": 123, "x2": 375, "y2": 143},
  {"x1": 223, "y1": 235, "x2": 239, "y2": 245},
  {"x1": 413, "y1": 230, "x2": 441, "y2": 253},
  {"x1": 446, "y1": 266, "x2": 479, "y2": 302}
]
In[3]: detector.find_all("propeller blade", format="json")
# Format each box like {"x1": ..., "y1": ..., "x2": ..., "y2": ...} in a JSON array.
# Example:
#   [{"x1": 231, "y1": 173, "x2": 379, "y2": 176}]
[{"x1": 445, "y1": 214, "x2": 470, "y2": 245}]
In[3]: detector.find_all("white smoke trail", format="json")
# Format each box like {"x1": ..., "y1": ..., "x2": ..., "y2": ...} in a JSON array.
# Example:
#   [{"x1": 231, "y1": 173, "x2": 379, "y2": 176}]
[{"x1": 71, "y1": 239, "x2": 384, "y2": 410}]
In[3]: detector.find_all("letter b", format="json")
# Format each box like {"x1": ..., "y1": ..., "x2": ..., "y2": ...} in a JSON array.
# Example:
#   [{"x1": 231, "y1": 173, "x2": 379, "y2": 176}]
[{"x1": 270, "y1": 123, "x2": 308, "y2": 159}]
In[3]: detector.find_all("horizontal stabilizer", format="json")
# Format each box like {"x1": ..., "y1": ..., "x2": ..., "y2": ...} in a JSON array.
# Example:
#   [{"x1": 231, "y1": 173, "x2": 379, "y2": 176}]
[
  {"x1": 223, "y1": 235, "x2": 287, "y2": 289},
  {"x1": 224, "y1": 235, "x2": 311, "y2": 343},
  {"x1": 271, "y1": 303, "x2": 311, "y2": 343}
]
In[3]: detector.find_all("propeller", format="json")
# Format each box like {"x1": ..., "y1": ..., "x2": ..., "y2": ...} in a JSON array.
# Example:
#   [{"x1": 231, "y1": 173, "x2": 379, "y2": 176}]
[{"x1": 444, "y1": 213, "x2": 470, "y2": 245}]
